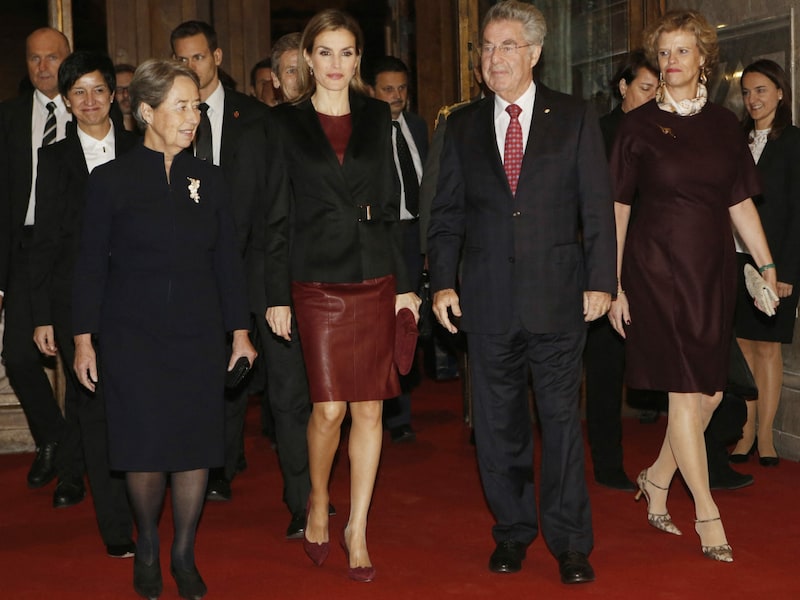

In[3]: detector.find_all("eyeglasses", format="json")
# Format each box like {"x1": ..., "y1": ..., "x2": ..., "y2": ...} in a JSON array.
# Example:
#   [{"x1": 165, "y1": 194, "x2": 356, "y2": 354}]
[{"x1": 478, "y1": 42, "x2": 535, "y2": 57}]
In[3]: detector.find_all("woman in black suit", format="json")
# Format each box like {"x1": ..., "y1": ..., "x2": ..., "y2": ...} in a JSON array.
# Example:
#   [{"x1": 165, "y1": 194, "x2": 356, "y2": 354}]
[
  {"x1": 731, "y1": 59, "x2": 800, "y2": 467},
  {"x1": 262, "y1": 9, "x2": 419, "y2": 582},
  {"x1": 30, "y1": 50, "x2": 137, "y2": 554},
  {"x1": 73, "y1": 59, "x2": 256, "y2": 599}
]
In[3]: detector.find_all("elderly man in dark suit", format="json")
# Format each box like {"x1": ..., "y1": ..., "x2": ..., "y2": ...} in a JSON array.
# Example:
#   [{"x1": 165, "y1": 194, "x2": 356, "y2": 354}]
[
  {"x1": 170, "y1": 20, "x2": 269, "y2": 503},
  {"x1": 0, "y1": 27, "x2": 71, "y2": 491},
  {"x1": 367, "y1": 55, "x2": 428, "y2": 443},
  {"x1": 428, "y1": 0, "x2": 616, "y2": 584}
]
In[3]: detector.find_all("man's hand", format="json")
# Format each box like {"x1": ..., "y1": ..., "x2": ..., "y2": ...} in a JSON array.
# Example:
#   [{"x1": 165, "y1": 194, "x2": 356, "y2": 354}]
[
  {"x1": 583, "y1": 291, "x2": 611, "y2": 322},
  {"x1": 432, "y1": 288, "x2": 462, "y2": 334},
  {"x1": 33, "y1": 325, "x2": 57, "y2": 356}
]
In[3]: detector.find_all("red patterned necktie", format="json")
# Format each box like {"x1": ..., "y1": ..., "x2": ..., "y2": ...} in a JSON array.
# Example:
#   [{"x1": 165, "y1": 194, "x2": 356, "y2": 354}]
[{"x1": 503, "y1": 103, "x2": 523, "y2": 195}]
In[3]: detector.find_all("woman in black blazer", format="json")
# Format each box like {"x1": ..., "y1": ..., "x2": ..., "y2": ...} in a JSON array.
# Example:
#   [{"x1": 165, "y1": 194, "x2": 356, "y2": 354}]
[
  {"x1": 30, "y1": 50, "x2": 138, "y2": 555},
  {"x1": 262, "y1": 9, "x2": 419, "y2": 582},
  {"x1": 731, "y1": 59, "x2": 800, "y2": 466}
]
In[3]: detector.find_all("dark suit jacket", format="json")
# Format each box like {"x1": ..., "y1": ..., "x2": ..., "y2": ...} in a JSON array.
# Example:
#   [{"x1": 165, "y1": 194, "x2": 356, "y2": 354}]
[
  {"x1": 259, "y1": 93, "x2": 409, "y2": 310},
  {"x1": 753, "y1": 125, "x2": 800, "y2": 285},
  {"x1": 402, "y1": 111, "x2": 429, "y2": 165},
  {"x1": 428, "y1": 83, "x2": 616, "y2": 334},
  {"x1": 0, "y1": 92, "x2": 36, "y2": 290},
  {"x1": 215, "y1": 88, "x2": 269, "y2": 255},
  {"x1": 29, "y1": 122, "x2": 139, "y2": 327}
]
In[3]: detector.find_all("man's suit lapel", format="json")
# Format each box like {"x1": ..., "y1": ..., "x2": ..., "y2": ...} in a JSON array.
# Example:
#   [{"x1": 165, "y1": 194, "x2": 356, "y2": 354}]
[
  {"x1": 517, "y1": 84, "x2": 555, "y2": 197},
  {"x1": 220, "y1": 92, "x2": 240, "y2": 166},
  {"x1": 476, "y1": 98, "x2": 511, "y2": 197}
]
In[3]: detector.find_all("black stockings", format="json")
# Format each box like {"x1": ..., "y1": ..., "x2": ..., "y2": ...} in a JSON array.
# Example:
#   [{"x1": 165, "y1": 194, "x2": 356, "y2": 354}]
[{"x1": 126, "y1": 468, "x2": 208, "y2": 570}]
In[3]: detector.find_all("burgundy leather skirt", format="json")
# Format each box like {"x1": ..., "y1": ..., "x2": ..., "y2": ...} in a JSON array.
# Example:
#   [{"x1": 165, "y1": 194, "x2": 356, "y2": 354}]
[{"x1": 292, "y1": 275, "x2": 400, "y2": 403}]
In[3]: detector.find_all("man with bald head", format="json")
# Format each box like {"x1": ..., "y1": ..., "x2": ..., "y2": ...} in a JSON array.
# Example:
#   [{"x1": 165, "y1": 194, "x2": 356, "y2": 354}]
[{"x1": 0, "y1": 27, "x2": 73, "y2": 496}]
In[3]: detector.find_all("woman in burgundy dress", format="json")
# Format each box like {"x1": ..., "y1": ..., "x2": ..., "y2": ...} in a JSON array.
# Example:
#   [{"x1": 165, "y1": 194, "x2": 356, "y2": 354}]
[
  {"x1": 262, "y1": 9, "x2": 420, "y2": 582},
  {"x1": 608, "y1": 11, "x2": 777, "y2": 563}
]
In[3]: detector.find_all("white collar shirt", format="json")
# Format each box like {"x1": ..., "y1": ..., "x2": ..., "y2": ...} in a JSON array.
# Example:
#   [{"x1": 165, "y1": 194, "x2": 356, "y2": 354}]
[{"x1": 493, "y1": 81, "x2": 536, "y2": 162}]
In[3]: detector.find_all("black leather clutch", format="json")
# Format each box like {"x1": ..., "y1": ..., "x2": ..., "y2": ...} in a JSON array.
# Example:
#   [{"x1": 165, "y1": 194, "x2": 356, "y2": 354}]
[{"x1": 225, "y1": 356, "x2": 251, "y2": 389}]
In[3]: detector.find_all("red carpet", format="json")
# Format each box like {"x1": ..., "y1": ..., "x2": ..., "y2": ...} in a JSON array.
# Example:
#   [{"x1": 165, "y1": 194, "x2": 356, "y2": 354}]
[{"x1": 1, "y1": 377, "x2": 798, "y2": 599}]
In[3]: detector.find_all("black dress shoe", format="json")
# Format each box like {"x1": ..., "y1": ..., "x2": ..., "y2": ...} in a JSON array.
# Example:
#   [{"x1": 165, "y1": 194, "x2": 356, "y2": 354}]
[
  {"x1": 488, "y1": 540, "x2": 526, "y2": 573},
  {"x1": 107, "y1": 541, "x2": 136, "y2": 558},
  {"x1": 53, "y1": 478, "x2": 86, "y2": 508},
  {"x1": 709, "y1": 466, "x2": 754, "y2": 490},
  {"x1": 205, "y1": 478, "x2": 231, "y2": 501},
  {"x1": 594, "y1": 469, "x2": 636, "y2": 491},
  {"x1": 286, "y1": 512, "x2": 305, "y2": 539},
  {"x1": 27, "y1": 442, "x2": 58, "y2": 488},
  {"x1": 133, "y1": 558, "x2": 162, "y2": 599},
  {"x1": 558, "y1": 550, "x2": 595, "y2": 584},
  {"x1": 390, "y1": 424, "x2": 416, "y2": 443},
  {"x1": 170, "y1": 564, "x2": 207, "y2": 599},
  {"x1": 759, "y1": 456, "x2": 780, "y2": 467}
]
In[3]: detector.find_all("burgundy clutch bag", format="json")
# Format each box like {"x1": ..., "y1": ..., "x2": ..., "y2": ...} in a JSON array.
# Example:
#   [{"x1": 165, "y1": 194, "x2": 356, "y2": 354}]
[{"x1": 394, "y1": 308, "x2": 418, "y2": 375}]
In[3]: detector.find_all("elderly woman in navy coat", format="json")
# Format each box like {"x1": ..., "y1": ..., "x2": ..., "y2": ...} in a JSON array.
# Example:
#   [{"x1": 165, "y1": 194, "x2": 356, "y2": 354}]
[{"x1": 72, "y1": 59, "x2": 256, "y2": 599}]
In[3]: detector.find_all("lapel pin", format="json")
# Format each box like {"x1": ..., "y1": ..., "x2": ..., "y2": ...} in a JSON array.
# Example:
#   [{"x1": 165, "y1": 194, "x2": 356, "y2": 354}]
[
  {"x1": 233, "y1": 110, "x2": 240, "y2": 119},
  {"x1": 544, "y1": 108, "x2": 551, "y2": 114}
]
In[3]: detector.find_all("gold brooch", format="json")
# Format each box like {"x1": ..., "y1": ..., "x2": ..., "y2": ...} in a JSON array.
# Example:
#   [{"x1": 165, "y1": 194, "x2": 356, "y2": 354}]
[{"x1": 658, "y1": 125, "x2": 676, "y2": 139}]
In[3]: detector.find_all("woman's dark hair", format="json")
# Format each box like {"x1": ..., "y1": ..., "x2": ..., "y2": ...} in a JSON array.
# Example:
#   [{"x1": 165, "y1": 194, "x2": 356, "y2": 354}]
[
  {"x1": 740, "y1": 59, "x2": 793, "y2": 141},
  {"x1": 610, "y1": 49, "x2": 658, "y2": 101},
  {"x1": 58, "y1": 51, "x2": 116, "y2": 97},
  {"x1": 129, "y1": 59, "x2": 199, "y2": 130}
]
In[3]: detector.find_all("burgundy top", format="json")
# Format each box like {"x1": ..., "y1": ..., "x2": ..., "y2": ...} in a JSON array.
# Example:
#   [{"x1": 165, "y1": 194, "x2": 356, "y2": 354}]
[{"x1": 317, "y1": 112, "x2": 352, "y2": 164}]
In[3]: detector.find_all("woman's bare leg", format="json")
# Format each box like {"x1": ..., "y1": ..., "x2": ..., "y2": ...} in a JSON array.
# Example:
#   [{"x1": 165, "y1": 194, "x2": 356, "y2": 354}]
[
  {"x1": 305, "y1": 401, "x2": 347, "y2": 544},
  {"x1": 343, "y1": 400, "x2": 383, "y2": 569}
]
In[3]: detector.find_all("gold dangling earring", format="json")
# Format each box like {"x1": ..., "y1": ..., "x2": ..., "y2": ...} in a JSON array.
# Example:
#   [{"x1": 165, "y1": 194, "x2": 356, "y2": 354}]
[
  {"x1": 699, "y1": 66, "x2": 708, "y2": 86},
  {"x1": 657, "y1": 71, "x2": 666, "y2": 101}
]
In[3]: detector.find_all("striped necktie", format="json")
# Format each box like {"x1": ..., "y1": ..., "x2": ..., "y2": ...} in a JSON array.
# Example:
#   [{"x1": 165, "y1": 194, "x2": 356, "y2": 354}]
[{"x1": 42, "y1": 101, "x2": 57, "y2": 146}]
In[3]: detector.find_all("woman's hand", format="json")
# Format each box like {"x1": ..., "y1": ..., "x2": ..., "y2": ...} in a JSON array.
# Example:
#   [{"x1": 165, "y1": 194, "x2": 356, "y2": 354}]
[
  {"x1": 777, "y1": 281, "x2": 793, "y2": 298},
  {"x1": 73, "y1": 333, "x2": 98, "y2": 392},
  {"x1": 229, "y1": 329, "x2": 258, "y2": 370},
  {"x1": 608, "y1": 294, "x2": 630, "y2": 338},
  {"x1": 754, "y1": 267, "x2": 780, "y2": 315},
  {"x1": 266, "y1": 306, "x2": 293, "y2": 341},
  {"x1": 395, "y1": 291, "x2": 422, "y2": 323}
]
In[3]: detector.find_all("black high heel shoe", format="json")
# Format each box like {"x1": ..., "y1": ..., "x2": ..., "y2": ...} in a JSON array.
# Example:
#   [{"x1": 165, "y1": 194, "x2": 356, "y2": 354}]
[
  {"x1": 133, "y1": 558, "x2": 162, "y2": 599},
  {"x1": 729, "y1": 440, "x2": 756, "y2": 464},
  {"x1": 170, "y1": 564, "x2": 207, "y2": 599}
]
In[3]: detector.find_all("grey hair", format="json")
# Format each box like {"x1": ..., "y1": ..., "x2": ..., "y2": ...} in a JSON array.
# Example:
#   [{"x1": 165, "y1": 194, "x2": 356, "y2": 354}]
[
  {"x1": 129, "y1": 59, "x2": 199, "y2": 130},
  {"x1": 481, "y1": 0, "x2": 547, "y2": 47},
  {"x1": 271, "y1": 32, "x2": 302, "y2": 76}
]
